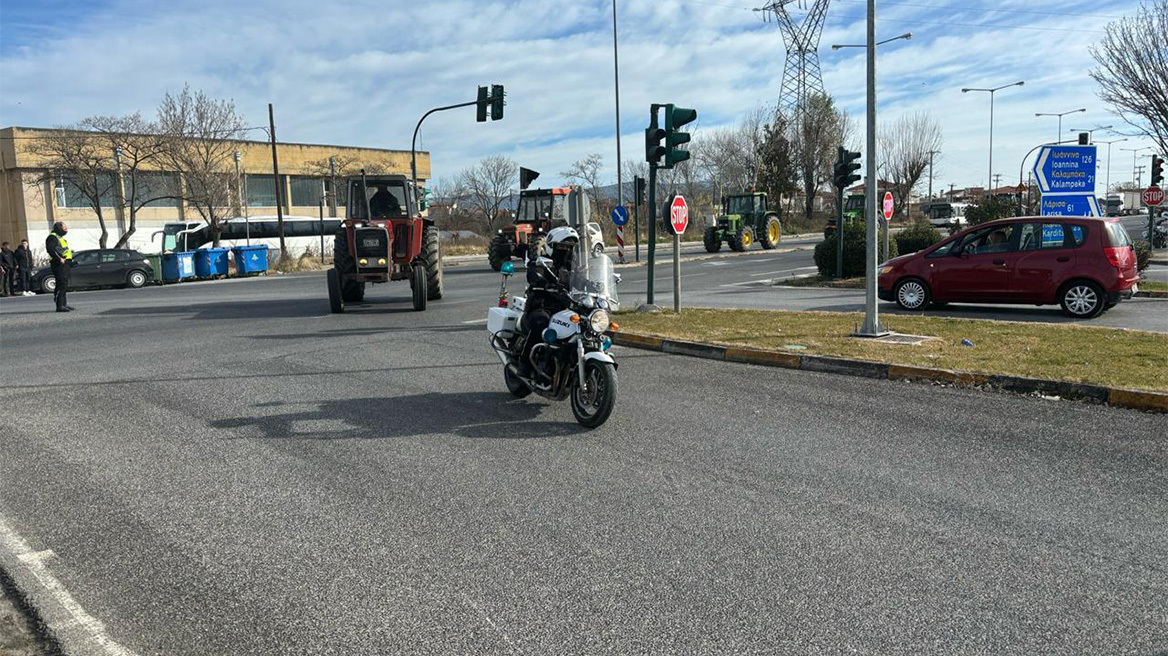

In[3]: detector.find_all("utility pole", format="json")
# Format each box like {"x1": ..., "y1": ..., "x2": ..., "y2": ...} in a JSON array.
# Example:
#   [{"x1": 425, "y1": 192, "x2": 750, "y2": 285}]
[
  {"x1": 926, "y1": 149, "x2": 940, "y2": 199},
  {"x1": 327, "y1": 155, "x2": 338, "y2": 218},
  {"x1": 611, "y1": 0, "x2": 625, "y2": 263},
  {"x1": 1135, "y1": 165, "x2": 1146, "y2": 187},
  {"x1": 948, "y1": 183, "x2": 955, "y2": 200},
  {"x1": 268, "y1": 103, "x2": 286, "y2": 257},
  {"x1": 992, "y1": 173, "x2": 1003, "y2": 190},
  {"x1": 859, "y1": 0, "x2": 884, "y2": 337}
]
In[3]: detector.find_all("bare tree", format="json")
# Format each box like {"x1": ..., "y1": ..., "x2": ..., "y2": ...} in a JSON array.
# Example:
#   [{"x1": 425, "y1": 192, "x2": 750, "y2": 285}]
[
  {"x1": 561, "y1": 153, "x2": 605, "y2": 213},
  {"x1": 787, "y1": 94, "x2": 847, "y2": 221},
  {"x1": 1090, "y1": 1, "x2": 1168, "y2": 154},
  {"x1": 81, "y1": 113, "x2": 174, "y2": 248},
  {"x1": 302, "y1": 154, "x2": 389, "y2": 212},
  {"x1": 878, "y1": 111, "x2": 944, "y2": 220},
  {"x1": 25, "y1": 129, "x2": 118, "y2": 248},
  {"x1": 459, "y1": 155, "x2": 517, "y2": 232},
  {"x1": 157, "y1": 86, "x2": 248, "y2": 248}
]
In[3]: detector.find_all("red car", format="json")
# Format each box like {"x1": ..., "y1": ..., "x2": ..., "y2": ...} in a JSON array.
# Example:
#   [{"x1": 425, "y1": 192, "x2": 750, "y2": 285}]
[{"x1": 878, "y1": 216, "x2": 1139, "y2": 318}]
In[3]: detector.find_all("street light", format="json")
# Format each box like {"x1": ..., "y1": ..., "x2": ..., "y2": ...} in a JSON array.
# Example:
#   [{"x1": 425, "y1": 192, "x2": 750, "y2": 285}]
[
  {"x1": 1096, "y1": 138, "x2": 1127, "y2": 195},
  {"x1": 1034, "y1": 108, "x2": 1084, "y2": 142},
  {"x1": 830, "y1": 31, "x2": 911, "y2": 49},
  {"x1": 962, "y1": 80, "x2": 1025, "y2": 191},
  {"x1": 1121, "y1": 146, "x2": 1152, "y2": 186},
  {"x1": 1067, "y1": 125, "x2": 1113, "y2": 142}
]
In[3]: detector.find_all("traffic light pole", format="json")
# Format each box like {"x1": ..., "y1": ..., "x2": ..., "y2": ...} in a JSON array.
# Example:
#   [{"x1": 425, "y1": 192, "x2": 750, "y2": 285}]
[
  {"x1": 634, "y1": 177, "x2": 641, "y2": 262},
  {"x1": 410, "y1": 87, "x2": 502, "y2": 196},
  {"x1": 836, "y1": 185, "x2": 844, "y2": 278},
  {"x1": 647, "y1": 163, "x2": 657, "y2": 305}
]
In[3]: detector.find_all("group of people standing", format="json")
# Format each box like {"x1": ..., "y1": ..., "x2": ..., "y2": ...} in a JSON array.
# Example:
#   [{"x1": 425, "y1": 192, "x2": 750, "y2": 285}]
[
  {"x1": 0, "y1": 221, "x2": 73, "y2": 311},
  {"x1": 0, "y1": 238, "x2": 35, "y2": 298}
]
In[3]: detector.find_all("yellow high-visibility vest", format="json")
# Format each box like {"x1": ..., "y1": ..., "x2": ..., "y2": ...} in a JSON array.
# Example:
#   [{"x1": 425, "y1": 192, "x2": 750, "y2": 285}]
[{"x1": 49, "y1": 233, "x2": 72, "y2": 260}]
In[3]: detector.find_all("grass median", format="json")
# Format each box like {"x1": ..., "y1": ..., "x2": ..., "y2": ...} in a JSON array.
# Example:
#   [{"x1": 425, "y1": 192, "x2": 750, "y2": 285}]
[{"x1": 617, "y1": 308, "x2": 1168, "y2": 392}]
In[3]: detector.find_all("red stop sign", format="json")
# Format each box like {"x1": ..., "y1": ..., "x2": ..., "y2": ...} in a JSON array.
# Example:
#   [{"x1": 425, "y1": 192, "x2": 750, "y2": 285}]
[
  {"x1": 882, "y1": 191, "x2": 894, "y2": 220},
  {"x1": 670, "y1": 195, "x2": 689, "y2": 234},
  {"x1": 1144, "y1": 185, "x2": 1164, "y2": 207}
]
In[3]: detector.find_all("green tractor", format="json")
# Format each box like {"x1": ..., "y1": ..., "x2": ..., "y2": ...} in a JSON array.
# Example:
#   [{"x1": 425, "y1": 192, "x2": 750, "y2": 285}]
[
  {"x1": 825, "y1": 193, "x2": 865, "y2": 239},
  {"x1": 704, "y1": 192, "x2": 782, "y2": 252}
]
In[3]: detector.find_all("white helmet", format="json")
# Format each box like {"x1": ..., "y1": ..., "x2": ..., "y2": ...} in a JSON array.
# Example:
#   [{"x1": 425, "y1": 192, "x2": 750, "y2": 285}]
[{"x1": 542, "y1": 226, "x2": 579, "y2": 258}]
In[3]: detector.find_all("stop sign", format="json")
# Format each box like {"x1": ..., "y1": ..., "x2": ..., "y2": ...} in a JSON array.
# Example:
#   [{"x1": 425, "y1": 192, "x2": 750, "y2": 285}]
[
  {"x1": 882, "y1": 192, "x2": 894, "y2": 221},
  {"x1": 670, "y1": 195, "x2": 689, "y2": 234},
  {"x1": 1144, "y1": 185, "x2": 1164, "y2": 207}
]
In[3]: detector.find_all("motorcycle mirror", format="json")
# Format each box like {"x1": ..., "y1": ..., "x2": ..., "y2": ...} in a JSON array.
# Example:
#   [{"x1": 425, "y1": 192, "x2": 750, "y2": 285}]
[{"x1": 500, "y1": 260, "x2": 515, "y2": 276}]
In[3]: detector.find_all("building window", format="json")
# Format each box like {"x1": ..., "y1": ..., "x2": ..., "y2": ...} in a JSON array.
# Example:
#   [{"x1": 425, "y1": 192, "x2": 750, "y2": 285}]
[
  {"x1": 246, "y1": 173, "x2": 283, "y2": 208},
  {"x1": 56, "y1": 173, "x2": 118, "y2": 208},
  {"x1": 289, "y1": 176, "x2": 324, "y2": 207},
  {"x1": 134, "y1": 172, "x2": 180, "y2": 208}
]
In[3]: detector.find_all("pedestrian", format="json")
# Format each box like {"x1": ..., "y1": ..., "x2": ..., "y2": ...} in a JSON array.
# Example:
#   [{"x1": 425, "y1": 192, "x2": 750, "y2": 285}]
[
  {"x1": 13, "y1": 239, "x2": 34, "y2": 296},
  {"x1": 45, "y1": 222, "x2": 74, "y2": 312},
  {"x1": 0, "y1": 241, "x2": 12, "y2": 297}
]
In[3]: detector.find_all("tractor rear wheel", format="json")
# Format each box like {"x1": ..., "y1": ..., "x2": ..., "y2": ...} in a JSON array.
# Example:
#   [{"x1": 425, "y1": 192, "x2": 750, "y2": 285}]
[
  {"x1": 488, "y1": 233, "x2": 513, "y2": 272},
  {"x1": 411, "y1": 264, "x2": 427, "y2": 311},
  {"x1": 423, "y1": 225, "x2": 443, "y2": 300},
  {"x1": 761, "y1": 215, "x2": 781, "y2": 249},
  {"x1": 703, "y1": 226, "x2": 721, "y2": 253}
]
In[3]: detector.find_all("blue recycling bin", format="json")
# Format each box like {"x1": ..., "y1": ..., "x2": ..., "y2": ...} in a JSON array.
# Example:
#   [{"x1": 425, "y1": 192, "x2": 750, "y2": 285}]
[
  {"x1": 161, "y1": 251, "x2": 195, "y2": 282},
  {"x1": 232, "y1": 245, "x2": 269, "y2": 275},
  {"x1": 194, "y1": 247, "x2": 229, "y2": 278}
]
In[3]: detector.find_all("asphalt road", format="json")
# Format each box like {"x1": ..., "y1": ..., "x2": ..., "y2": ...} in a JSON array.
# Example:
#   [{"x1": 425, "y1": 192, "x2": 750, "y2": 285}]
[{"x1": 1, "y1": 273, "x2": 1166, "y2": 655}]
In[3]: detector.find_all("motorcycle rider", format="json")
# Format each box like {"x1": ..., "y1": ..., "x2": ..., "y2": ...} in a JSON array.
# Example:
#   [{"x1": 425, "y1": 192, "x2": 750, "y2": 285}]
[{"x1": 517, "y1": 226, "x2": 579, "y2": 378}]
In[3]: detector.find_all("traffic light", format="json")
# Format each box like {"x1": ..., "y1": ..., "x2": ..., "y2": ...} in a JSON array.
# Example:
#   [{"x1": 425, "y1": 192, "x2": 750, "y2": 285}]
[
  {"x1": 1153, "y1": 155, "x2": 1164, "y2": 186},
  {"x1": 1077, "y1": 132, "x2": 1089, "y2": 145},
  {"x1": 833, "y1": 146, "x2": 861, "y2": 189},
  {"x1": 634, "y1": 176, "x2": 646, "y2": 205},
  {"x1": 664, "y1": 104, "x2": 697, "y2": 169},
  {"x1": 645, "y1": 116, "x2": 666, "y2": 166},
  {"x1": 490, "y1": 84, "x2": 505, "y2": 121},
  {"x1": 476, "y1": 86, "x2": 489, "y2": 122}
]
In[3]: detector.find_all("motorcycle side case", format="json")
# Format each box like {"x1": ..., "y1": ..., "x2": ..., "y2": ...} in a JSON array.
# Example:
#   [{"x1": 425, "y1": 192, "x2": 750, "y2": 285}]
[{"x1": 487, "y1": 306, "x2": 521, "y2": 336}]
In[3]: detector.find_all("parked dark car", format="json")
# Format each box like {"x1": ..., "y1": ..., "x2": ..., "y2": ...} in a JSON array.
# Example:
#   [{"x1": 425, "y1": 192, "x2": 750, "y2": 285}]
[
  {"x1": 878, "y1": 216, "x2": 1139, "y2": 318},
  {"x1": 34, "y1": 249, "x2": 155, "y2": 294}
]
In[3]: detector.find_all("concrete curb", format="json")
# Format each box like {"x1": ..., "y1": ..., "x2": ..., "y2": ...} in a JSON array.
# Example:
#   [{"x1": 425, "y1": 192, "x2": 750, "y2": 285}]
[
  {"x1": 610, "y1": 331, "x2": 1167, "y2": 413},
  {"x1": 1134, "y1": 290, "x2": 1168, "y2": 298}
]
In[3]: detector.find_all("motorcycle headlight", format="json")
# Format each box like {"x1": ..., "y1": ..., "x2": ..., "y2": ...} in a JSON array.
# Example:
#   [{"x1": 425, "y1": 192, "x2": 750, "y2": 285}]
[{"x1": 587, "y1": 309, "x2": 610, "y2": 334}]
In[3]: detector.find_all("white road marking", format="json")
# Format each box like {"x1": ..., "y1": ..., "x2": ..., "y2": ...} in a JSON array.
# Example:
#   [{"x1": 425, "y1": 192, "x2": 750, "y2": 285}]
[
  {"x1": 462, "y1": 318, "x2": 488, "y2": 324},
  {"x1": 0, "y1": 515, "x2": 141, "y2": 656}
]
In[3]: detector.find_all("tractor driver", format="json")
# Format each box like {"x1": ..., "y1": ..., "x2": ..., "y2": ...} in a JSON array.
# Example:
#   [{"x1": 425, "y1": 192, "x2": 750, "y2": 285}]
[
  {"x1": 368, "y1": 185, "x2": 403, "y2": 218},
  {"x1": 517, "y1": 226, "x2": 578, "y2": 378}
]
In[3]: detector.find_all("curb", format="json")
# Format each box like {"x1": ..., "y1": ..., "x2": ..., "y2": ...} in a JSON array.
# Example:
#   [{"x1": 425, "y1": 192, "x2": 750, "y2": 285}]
[
  {"x1": 1134, "y1": 290, "x2": 1168, "y2": 298},
  {"x1": 610, "y1": 332, "x2": 1167, "y2": 413}
]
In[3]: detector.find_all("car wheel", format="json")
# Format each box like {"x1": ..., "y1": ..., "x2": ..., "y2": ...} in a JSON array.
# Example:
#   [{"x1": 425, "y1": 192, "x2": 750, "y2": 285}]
[
  {"x1": 894, "y1": 278, "x2": 930, "y2": 311},
  {"x1": 41, "y1": 275, "x2": 56, "y2": 294},
  {"x1": 591, "y1": 242, "x2": 604, "y2": 258},
  {"x1": 1060, "y1": 281, "x2": 1105, "y2": 318},
  {"x1": 126, "y1": 270, "x2": 147, "y2": 288}
]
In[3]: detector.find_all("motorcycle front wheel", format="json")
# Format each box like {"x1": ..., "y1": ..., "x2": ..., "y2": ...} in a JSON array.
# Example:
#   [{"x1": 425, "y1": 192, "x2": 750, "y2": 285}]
[
  {"x1": 504, "y1": 366, "x2": 531, "y2": 398},
  {"x1": 570, "y1": 360, "x2": 617, "y2": 428}
]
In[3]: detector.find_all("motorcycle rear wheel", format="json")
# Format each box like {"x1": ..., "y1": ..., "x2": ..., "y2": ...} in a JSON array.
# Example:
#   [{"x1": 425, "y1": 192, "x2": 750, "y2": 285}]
[{"x1": 570, "y1": 360, "x2": 617, "y2": 428}]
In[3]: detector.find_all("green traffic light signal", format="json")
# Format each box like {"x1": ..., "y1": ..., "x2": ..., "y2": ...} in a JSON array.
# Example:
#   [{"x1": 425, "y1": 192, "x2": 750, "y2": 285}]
[
  {"x1": 476, "y1": 86, "x2": 489, "y2": 123},
  {"x1": 664, "y1": 104, "x2": 697, "y2": 169},
  {"x1": 490, "y1": 84, "x2": 505, "y2": 121}
]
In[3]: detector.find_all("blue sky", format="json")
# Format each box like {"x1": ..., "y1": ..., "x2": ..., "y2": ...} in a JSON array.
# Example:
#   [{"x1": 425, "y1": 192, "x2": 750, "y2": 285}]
[{"x1": 0, "y1": 0, "x2": 1154, "y2": 191}]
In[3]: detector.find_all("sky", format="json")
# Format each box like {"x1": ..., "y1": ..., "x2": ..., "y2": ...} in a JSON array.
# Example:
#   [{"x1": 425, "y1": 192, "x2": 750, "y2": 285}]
[{"x1": 0, "y1": 0, "x2": 1156, "y2": 193}]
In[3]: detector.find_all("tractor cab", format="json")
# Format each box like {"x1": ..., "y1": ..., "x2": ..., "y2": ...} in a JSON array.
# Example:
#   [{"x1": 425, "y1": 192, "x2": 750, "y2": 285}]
[
  {"x1": 489, "y1": 187, "x2": 572, "y2": 271},
  {"x1": 723, "y1": 193, "x2": 767, "y2": 216}
]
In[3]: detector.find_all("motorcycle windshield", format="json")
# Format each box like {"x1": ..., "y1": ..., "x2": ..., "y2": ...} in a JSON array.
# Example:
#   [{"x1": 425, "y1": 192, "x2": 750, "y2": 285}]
[{"x1": 569, "y1": 253, "x2": 619, "y2": 310}]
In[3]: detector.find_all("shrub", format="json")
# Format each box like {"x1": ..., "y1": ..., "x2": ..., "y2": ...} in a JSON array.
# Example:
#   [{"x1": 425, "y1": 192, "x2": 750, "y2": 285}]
[
  {"x1": 814, "y1": 221, "x2": 899, "y2": 278},
  {"x1": 965, "y1": 195, "x2": 1016, "y2": 226},
  {"x1": 1133, "y1": 239, "x2": 1152, "y2": 272},
  {"x1": 895, "y1": 221, "x2": 943, "y2": 255}
]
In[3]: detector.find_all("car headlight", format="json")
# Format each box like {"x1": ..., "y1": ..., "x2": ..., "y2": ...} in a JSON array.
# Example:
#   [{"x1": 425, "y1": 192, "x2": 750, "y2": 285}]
[
  {"x1": 878, "y1": 265, "x2": 893, "y2": 275},
  {"x1": 588, "y1": 309, "x2": 610, "y2": 333}
]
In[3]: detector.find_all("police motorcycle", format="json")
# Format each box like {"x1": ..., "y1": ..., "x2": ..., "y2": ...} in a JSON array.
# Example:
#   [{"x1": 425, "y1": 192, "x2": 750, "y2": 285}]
[
  {"x1": 1143, "y1": 214, "x2": 1167, "y2": 249},
  {"x1": 487, "y1": 226, "x2": 620, "y2": 428}
]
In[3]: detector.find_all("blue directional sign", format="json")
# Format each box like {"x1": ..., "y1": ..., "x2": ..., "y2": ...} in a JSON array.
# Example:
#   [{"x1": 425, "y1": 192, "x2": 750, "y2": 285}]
[
  {"x1": 610, "y1": 204, "x2": 629, "y2": 226},
  {"x1": 1033, "y1": 145, "x2": 1097, "y2": 194},
  {"x1": 1040, "y1": 194, "x2": 1100, "y2": 217}
]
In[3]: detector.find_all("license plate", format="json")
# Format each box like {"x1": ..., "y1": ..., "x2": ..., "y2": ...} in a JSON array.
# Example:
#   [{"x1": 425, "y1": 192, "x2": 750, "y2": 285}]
[
  {"x1": 1131, "y1": 283, "x2": 1138, "y2": 294},
  {"x1": 362, "y1": 238, "x2": 381, "y2": 248}
]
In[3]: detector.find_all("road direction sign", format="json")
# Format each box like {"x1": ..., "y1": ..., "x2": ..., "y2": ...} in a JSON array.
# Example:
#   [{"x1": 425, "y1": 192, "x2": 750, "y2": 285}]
[
  {"x1": 1040, "y1": 194, "x2": 1100, "y2": 217},
  {"x1": 1143, "y1": 185, "x2": 1164, "y2": 207},
  {"x1": 1033, "y1": 145, "x2": 1097, "y2": 194},
  {"x1": 670, "y1": 195, "x2": 689, "y2": 234},
  {"x1": 610, "y1": 205, "x2": 629, "y2": 226},
  {"x1": 882, "y1": 192, "x2": 894, "y2": 221}
]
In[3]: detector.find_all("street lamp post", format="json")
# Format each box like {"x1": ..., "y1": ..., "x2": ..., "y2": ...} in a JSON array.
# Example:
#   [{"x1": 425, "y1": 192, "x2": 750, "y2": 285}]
[
  {"x1": 962, "y1": 80, "x2": 1025, "y2": 192},
  {"x1": 1067, "y1": 125, "x2": 1113, "y2": 142},
  {"x1": 1034, "y1": 108, "x2": 1085, "y2": 142},
  {"x1": 1121, "y1": 146, "x2": 1152, "y2": 186},
  {"x1": 1096, "y1": 138, "x2": 1127, "y2": 196},
  {"x1": 611, "y1": 0, "x2": 625, "y2": 262}
]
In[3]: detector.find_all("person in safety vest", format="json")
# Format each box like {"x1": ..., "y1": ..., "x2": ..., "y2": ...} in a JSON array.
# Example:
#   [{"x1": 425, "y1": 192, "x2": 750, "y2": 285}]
[{"x1": 45, "y1": 222, "x2": 73, "y2": 312}]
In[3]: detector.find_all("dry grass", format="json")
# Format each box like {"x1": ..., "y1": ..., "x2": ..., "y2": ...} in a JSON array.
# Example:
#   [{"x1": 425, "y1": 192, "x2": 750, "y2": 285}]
[
  {"x1": 1141, "y1": 280, "x2": 1167, "y2": 292},
  {"x1": 618, "y1": 308, "x2": 1168, "y2": 391},
  {"x1": 777, "y1": 275, "x2": 865, "y2": 289},
  {"x1": 443, "y1": 236, "x2": 490, "y2": 257},
  {"x1": 270, "y1": 248, "x2": 327, "y2": 273}
]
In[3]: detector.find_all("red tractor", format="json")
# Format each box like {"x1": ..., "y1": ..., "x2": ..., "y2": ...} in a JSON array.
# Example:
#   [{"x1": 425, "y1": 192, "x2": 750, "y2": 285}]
[
  {"x1": 487, "y1": 186, "x2": 572, "y2": 271},
  {"x1": 327, "y1": 174, "x2": 442, "y2": 313}
]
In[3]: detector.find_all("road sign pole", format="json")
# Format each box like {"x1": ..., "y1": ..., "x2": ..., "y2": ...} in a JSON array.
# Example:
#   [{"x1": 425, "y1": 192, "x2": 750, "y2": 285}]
[
  {"x1": 673, "y1": 233, "x2": 680, "y2": 313},
  {"x1": 616, "y1": 225, "x2": 625, "y2": 262},
  {"x1": 835, "y1": 186, "x2": 844, "y2": 279},
  {"x1": 647, "y1": 164, "x2": 657, "y2": 306}
]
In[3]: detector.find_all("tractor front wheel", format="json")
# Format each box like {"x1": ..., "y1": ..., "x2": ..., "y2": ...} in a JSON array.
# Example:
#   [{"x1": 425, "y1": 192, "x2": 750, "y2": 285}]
[
  {"x1": 327, "y1": 268, "x2": 344, "y2": 313},
  {"x1": 411, "y1": 264, "x2": 428, "y2": 311},
  {"x1": 729, "y1": 225, "x2": 753, "y2": 252},
  {"x1": 761, "y1": 215, "x2": 782, "y2": 249},
  {"x1": 333, "y1": 231, "x2": 362, "y2": 302},
  {"x1": 423, "y1": 225, "x2": 443, "y2": 300},
  {"x1": 703, "y1": 226, "x2": 721, "y2": 253},
  {"x1": 488, "y1": 233, "x2": 513, "y2": 272}
]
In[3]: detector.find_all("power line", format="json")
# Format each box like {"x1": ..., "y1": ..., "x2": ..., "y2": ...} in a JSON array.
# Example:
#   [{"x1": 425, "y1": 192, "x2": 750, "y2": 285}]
[{"x1": 832, "y1": 0, "x2": 1126, "y2": 21}]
